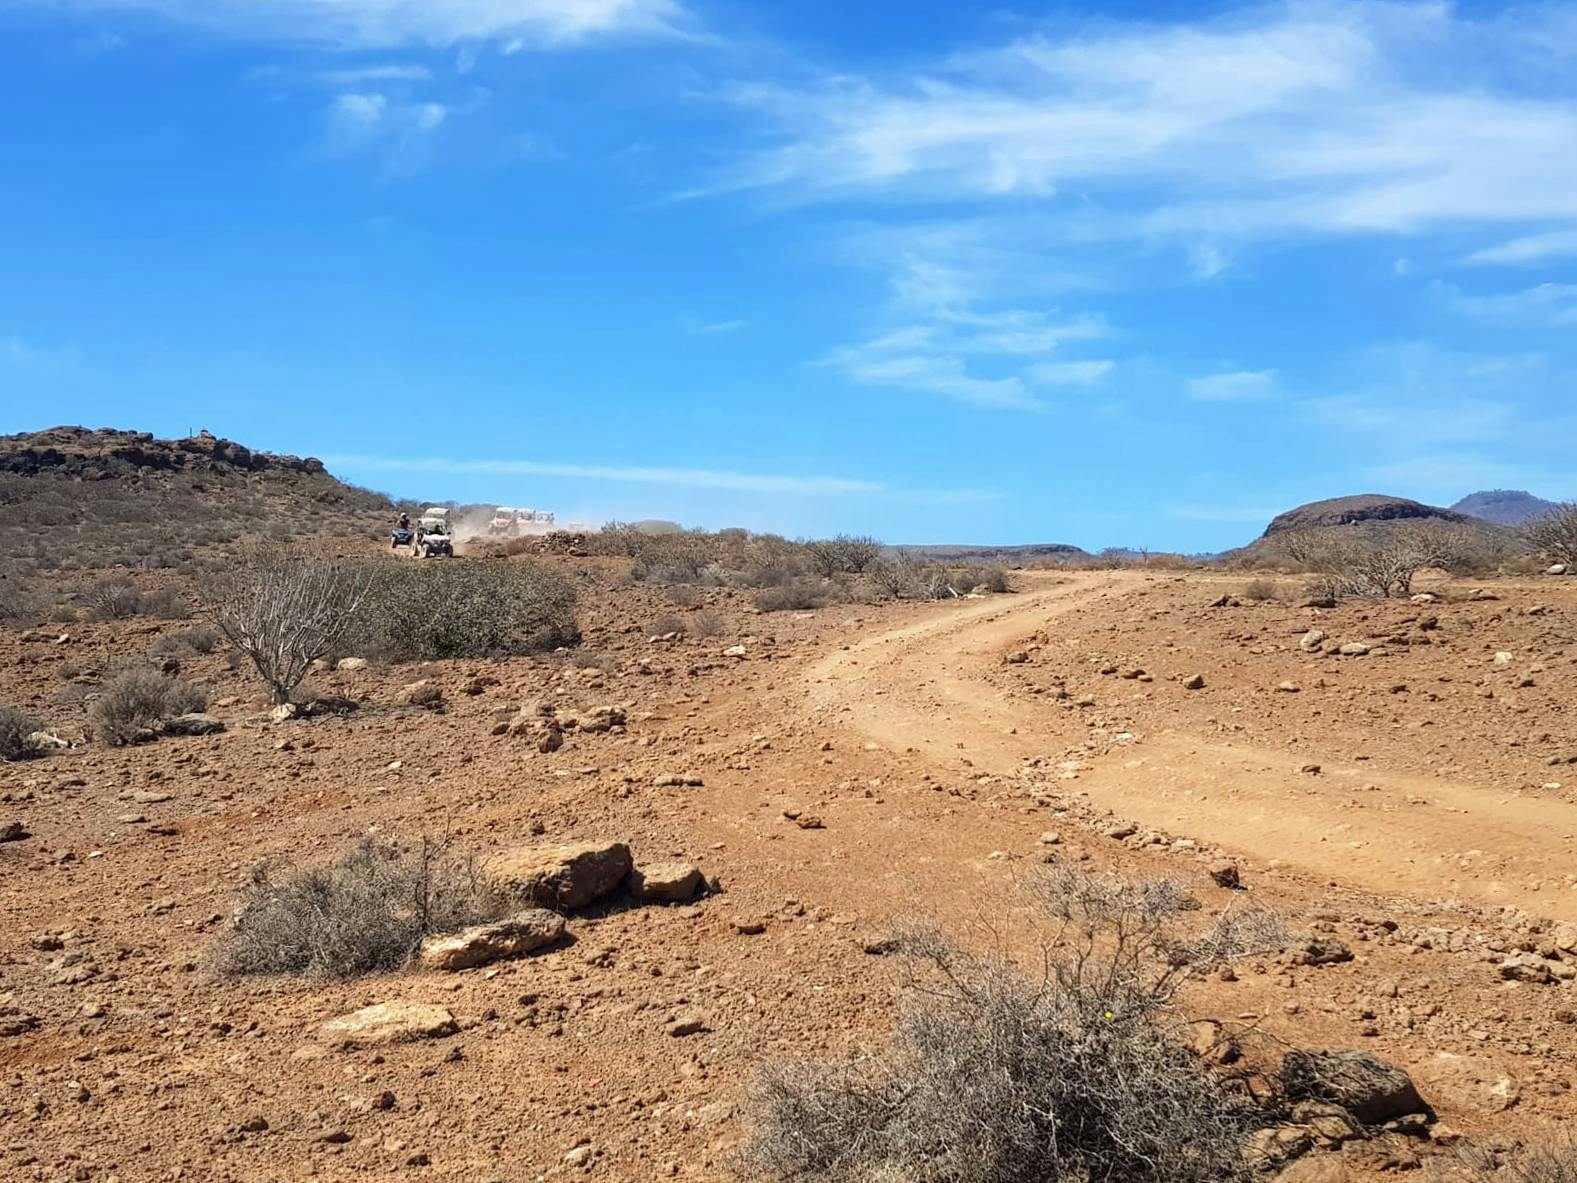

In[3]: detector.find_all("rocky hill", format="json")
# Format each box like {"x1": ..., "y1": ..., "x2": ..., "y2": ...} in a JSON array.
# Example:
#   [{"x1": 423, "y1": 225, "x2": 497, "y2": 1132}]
[
  {"x1": 0, "y1": 426, "x2": 398, "y2": 571},
  {"x1": 1451, "y1": 489, "x2": 1559, "y2": 527},
  {"x1": 1261, "y1": 494, "x2": 1468, "y2": 538}
]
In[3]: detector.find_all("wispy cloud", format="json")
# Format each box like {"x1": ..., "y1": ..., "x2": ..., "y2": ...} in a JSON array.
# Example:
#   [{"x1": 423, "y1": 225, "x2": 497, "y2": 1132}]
[
  {"x1": 680, "y1": 316, "x2": 746, "y2": 335},
  {"x1": 1025, "y1": 359, "x2": 1115, "y2": 386},
  {"x1": 719, "y1": 4, "x2": 1577, "y2": 259},
  {"x1": 322, "y1": 453, "x2": 999, "y2": 502},
  {"x1": 1464, "y1": 229, "x2": 1577, "y2": 267},
  {"x1": 1185, "y1": 369, "x2": 1278, "y2": 401},
  {"x1": 48, "y1": 0, "x2": 691, "y2": 49},
  {"x1": 1439, "y1": 280, "x2": 1577, "y2": 326}
]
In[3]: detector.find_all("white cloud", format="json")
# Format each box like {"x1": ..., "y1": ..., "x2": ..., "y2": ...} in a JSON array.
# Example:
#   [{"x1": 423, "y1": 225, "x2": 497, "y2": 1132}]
[
  {"x1": 1464, "y1": 229, "x2": 1577, "y2": 266},
  {"x1": 317, "y1": 64, "x2": 435, "y2": 85},
  {"x1": 1443, "y1": 281, "x2": 1577, "y2": 326},
  {"x1": 720, "y1": 4, "x2": 1577, "y2": 255},
  {"x1": 1025, "y1": 359, "x2": 1115, "y2": 386},
  {"x1": 330, "y1": 91, "x2": 388, "y2": 131},
  {"x1": 1185, "y1": 369, "x2": 1278, "y2": 401},
  {"x1": 321, "y1": 453, "x2": 998, "y2": 502},
  {"x1": 825, "y1": 341, "x2": 1037, "y2": 410},
  {"x1": 43, "y1": 0, "x2": 688, "y2": 48}
]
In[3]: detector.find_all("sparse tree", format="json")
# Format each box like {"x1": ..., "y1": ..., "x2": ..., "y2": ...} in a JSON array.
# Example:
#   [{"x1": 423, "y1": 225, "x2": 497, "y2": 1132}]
[
  {"x1": 1526, "y1": 503, "x2": 1577, "y2": 568},
  {"x1": 834, "y1": 534, "x2": 883, "y2": 573},
  {"x1": 207, "y1": 554, "x2": 369, "y2": 703}
]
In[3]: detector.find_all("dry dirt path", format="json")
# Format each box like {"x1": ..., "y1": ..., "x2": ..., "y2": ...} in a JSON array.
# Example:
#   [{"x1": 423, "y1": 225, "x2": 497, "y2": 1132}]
[{"x1": 803, "y1": 572, "x2": 1577, "y2": 922}]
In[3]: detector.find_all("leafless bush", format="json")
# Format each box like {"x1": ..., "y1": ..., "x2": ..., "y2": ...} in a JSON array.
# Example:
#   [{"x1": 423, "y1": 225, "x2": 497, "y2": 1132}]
[
  {"x1": 1526, "y1": 503, "x2": 1577, "y2": 568},
  {"x1": 212, "y1": 836, "x2": 508, "y2": 979},
  {"x1": 89, "y1": 666, "x2": 209, "y2": 745},
  {"x1": 1272, "y1": 522, "x2": 1490, "y2": 599},
  {"x1": 743, "y1": 868, "x2": 1265, "y2": 1183},
  {"x1": 808, "y1": 535, "x2": 884, "y2": 576},
  {"x1": 0, "y1": 706, "x2": 40, "y2": 761},
  {"x1": 352, "y1": 558, "x2": 577, "y2": 663},
  {"x1": 650, "y1": 613, "x2": 688, "y2": 636},
  {"x1": 207, "y1": 554, "x2": 370, "y2": 702}
]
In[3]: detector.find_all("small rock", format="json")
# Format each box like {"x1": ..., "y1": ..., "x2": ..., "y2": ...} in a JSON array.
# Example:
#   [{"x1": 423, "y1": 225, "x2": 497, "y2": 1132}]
[
  {"x1": 1182, "y1": 673, "x2": 1207, "y2": 690},
  {"x1": 395, "y1": 681, "x2": 443, "y2": 709},
  {"x1": 319, "y1": 1002, "x2": 459, "y2": 1048},
  {"x1": 159, "y1": 713, "x2": 225, "y2": 737},
  {"x1": 417, "y1": 911, "x2": 566, "y2": 972},
  {"x1": 1209, "y1": 860, "x2": 1241, "y2": 889},
  {"x1": 666, "y1": 1011, "x2": 709, "y2": 1038},
  {"x1": 0, "y1": 821, "x2": 29, "y2": 843},
  {"x1": 336, "y1": 657, "x2": 369, "y2": 671},
  {"x1": 627, "y1": 862, "x2": 704, "y2": 903},
  {"x1": 1413, "y1": 1051, "x2": 1521, "y2": 1114}
]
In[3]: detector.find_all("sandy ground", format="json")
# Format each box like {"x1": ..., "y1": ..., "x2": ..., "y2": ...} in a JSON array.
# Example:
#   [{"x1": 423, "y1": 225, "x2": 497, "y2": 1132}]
[{"x1": 3, "y1": 565, "x2": 1577, "y2": 1181}]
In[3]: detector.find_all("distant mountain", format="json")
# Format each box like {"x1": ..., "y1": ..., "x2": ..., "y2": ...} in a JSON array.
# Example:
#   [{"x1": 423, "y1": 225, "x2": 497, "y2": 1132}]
[
  {"x1": 1451, "y1": 490, "x2": 1558, "y2": 527},
  {"x1": 1261, "y1": 494, "x2": 1468, "y2": 538}
]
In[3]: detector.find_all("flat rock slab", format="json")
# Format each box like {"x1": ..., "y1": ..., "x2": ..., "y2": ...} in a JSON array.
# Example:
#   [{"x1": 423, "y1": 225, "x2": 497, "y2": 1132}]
[
  {"x1": 1280, "y1": 1050, "x2": 1426, "y2": 1125},
  {"x1": 418, "y1": 910, "x2": 566, "y2": 972},
  {"x1": 319, "y1": 1002, "x2": 458, "y2": 1048},
  {"x1": 489, "y1": 840, "x2": 632, "y2": 910},
  {"x1": 1413, "y1": 1051, "x2": 1520, "y2": 1115},
  {"x1": 628, "y1": 862, "x2": 704, "y2": 903}
]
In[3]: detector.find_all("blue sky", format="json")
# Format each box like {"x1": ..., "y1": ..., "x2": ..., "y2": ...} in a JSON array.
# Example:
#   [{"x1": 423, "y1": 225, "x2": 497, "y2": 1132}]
[{"x1": 2, "y1": 0, "x2": 1575, "y2": 551}]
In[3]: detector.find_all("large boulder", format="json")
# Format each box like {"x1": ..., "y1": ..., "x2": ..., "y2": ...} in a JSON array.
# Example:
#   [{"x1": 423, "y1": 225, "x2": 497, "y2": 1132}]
[
  {"x1": 628, "y1": 862, "x2": 704, "y2": 903},
  {"x1": 489, "y1": 840, "x2": 632, "y2": 910},
  {"x1": 1412, "y1": 1052, "x2": 1520, "y2": 1115},
  {"x1": 418, "y1": 910, "x2": 566, "y2": 972},
  {"x1": 319, "y1": 1002, "x2": 458, "y2": 1048},
  {"x1": 1279, "y1": 1050, "x2": 1428, "y2": 1126}
]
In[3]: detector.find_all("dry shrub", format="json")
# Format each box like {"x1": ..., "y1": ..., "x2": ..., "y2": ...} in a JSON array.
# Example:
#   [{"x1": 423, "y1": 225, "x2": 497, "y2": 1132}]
[
  {"x1": 650, "y1": 613, "x2": 688, "y2": 636},
  {"x1": 1456, "y1": 1140, "x2": 1577, "y2": 1183},
  {"x1": 89, "y1": 666, "x2": 208, "y2": 745},
  {"x1": 213, "y1": 836, "x2": 508, "y2": 979},
  {"x1": 149, "y1": 625, "x2": 221, "y2": 658},
  {"x1": 743, "y1": 867, "x2": 1269, "y2": 1183},
  {"x1": 87, "y1": 579, "x2": 146, "y2": 620},
  {"x1": 354, "y1": 558, "x2": 578, "y2": 662},
  {"x1": 0, "y1": 569, "x2": 38, "y2": 623},
  {"x1": 690, "y1": 610, "x2": 725, "y2": 638},
  {"x1": 0, "y1": 706, "x2": 40, "y2": 761},
  {"x1": 1242, "y1": 577, "x2": 1279, "y2": 602},
  {"x1": 664, "y1": 583, "x2": 703, "y2": 609},
  {"x1": 753, "y1": 579, "x2": 827, "y2": 613}
]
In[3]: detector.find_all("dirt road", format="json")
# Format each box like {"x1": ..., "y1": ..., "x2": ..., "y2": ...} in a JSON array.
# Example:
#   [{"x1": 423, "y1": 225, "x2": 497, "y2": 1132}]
[{"x1": 806, "y1": 571, "x2": 1577, "y2": 921}]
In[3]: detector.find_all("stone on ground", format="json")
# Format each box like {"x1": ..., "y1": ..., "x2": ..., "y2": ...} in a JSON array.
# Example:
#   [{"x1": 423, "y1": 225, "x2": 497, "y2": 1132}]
[
  {"x1": 489, "y1": 840, "x2": 632, "y2": 909},
  {"x1": 1279, "y1": 1050, "x2": 1427, "y2": 1125},
  {"x1": 320, "y1": 1002, "x2": 458, "y2": 1048},
  {"x1": 159, "y1": 713, "x2": 226, "y2": 737},
  {"x1": 1412, "y1": 1051, "x2": 1521, "y2": 1114},
  {"x1": 628, "y1": 862, "x2": 704, "y2": 903},
  {"x1": 418, "y1": 910, "x2": 566, "y2": 971}
]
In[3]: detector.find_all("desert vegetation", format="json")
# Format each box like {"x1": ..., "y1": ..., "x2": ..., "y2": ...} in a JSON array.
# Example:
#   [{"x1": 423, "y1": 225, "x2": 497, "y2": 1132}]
[
  {"x1": 1264, "y1": 520, "x2": 1509, "y2": 598},
  {"x1": 87, "y1": 665, "x2": 209, "y2": 745},
  {"x1": 743, "y1": 868, "x2": 1283, "y2": 1183},
  {"x1": 214, "y1": 836, "x2": 507, "y2": 979},
  {"x1": 1526, "y1": 503, "x2": 1577, "y2": 568}
]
